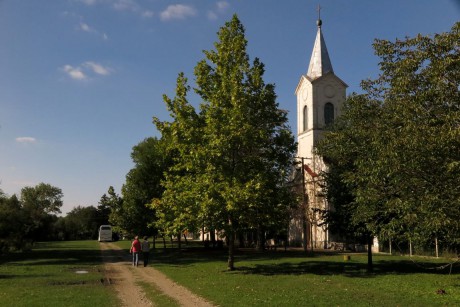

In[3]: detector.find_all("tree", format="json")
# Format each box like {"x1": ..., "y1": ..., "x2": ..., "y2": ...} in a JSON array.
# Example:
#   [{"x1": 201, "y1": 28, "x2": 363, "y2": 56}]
[
  {"x1": 121, "y1": 137, "x2": 170, "y2": 236},
  {"x1": 99, "y1": 186, "x2": 125, "y2": 234},
  {"x1": 0, "y1": 192, "x2": 28, "y2": 253},
  {"x1": 60, "y1": 206, "x2": 100, "y2": 240},
  {"x1": 318, "y1": 22, "x2": 460, "y2": 268},
  {"x1": 154, "y1": 15, "x2": 296, "y2": 270},
  {"x1": 20, "y1": 183, "x2": 63, "y2": 242}
]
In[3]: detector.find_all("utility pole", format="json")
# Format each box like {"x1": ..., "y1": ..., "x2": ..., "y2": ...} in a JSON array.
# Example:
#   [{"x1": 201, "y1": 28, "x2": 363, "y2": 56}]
[
  {"x1": 301, "y1": 157, "x2": 308, "y2": 253},
  {"x1": 296, "y1": 156, "x2": 311, "y2": 253}
]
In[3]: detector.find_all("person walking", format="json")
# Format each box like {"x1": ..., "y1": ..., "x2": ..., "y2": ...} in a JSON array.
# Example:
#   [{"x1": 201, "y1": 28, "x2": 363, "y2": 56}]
[
  {"x1": 141, "y1": 236, "x2": 150, "y2": 267},
  {"x1": 130, "y1": 236, "x2": 141, "y2": 267}
]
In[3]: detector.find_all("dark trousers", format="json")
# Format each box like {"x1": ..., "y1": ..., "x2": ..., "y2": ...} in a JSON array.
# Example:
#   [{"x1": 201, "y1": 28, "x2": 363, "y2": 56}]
[{"x1": 143, "y1": 252, "x2": 150, "y2": 267}]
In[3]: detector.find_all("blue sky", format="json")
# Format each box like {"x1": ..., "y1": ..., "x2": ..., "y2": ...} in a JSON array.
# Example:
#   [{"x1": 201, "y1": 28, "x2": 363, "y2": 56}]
[{"x1": 1, "y1": 0, "x2": 459, "y2": 214}]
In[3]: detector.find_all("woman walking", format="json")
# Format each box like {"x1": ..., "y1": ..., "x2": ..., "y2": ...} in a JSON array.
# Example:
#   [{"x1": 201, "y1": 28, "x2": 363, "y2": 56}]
[{"x1": 130, "y1": 236, "x2": 141, "y2": 267}]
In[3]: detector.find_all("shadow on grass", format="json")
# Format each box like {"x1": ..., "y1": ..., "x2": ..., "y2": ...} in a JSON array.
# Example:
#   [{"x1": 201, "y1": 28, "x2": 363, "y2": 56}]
[
  {"x1": 152, "y1": 247, "x2": 460, "y2": 278},
  {"x1": 235, "y1": 259, "x2": 460, "y2": 278},
  {"x1": 0, "y1": 246, "x2": 103, "y2": 267}
]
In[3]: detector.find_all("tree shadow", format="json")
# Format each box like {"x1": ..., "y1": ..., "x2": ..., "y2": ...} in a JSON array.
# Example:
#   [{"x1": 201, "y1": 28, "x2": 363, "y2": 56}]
[
  {"x1": 152, "y1": 247, "x2": 460, "y2": 277},
  {"x1": 233, "y1": 259, "x2": 460, "y2": 278}
]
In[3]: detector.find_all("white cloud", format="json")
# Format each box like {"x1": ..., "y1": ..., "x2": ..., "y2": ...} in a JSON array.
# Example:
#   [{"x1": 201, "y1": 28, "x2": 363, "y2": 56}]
[
  {"x1": 61, "y1": 62, "x2": 113, "y2": 80},
  {"x1": 207, "y1": 1, "x2": 230, "y2": 20},
  {"x1": 77, "y1": 21, "x2": 108, "y2": 40},
  {"x1": 78, "y1": 0, "x2": 99, "y2": 5},
  {"x1": 160, "y1": 4, "x2": 197, "y2": 21},
  {"x1": 16, "y1": 137, "x2": 37, "y2": 144},
  {"x1": 113, "y1": 0, "x2": 139, "y2": 12},
  {"x1": 62, "y1": 65, "x2": 87, "y2": 80},
  {"x1": 142, "y1": 10, "x2": 154, "y2": 18},
  {"x1": 84, "y1": 61, "x2": 113, "y2": 76},
  {"x1": 79, "y1": 22, "x2": 93, "y2": 32},
  {"x1": 216, "y1": 1, "x2": 229, "y2": 12},
  {"x1": 207, "y1": 11, "x2": 218, "y2": 21}
]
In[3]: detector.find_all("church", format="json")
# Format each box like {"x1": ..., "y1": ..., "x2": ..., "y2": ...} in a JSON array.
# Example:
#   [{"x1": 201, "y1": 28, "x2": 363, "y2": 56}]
[{"x1": 289, "y1": 15, "x2": 348, "y2": 249}]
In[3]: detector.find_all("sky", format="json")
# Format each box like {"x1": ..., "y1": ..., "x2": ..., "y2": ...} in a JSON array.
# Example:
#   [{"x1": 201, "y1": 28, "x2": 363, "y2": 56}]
[{"x1": 0, "y1": 0, "x2": 459, "y2": 214}]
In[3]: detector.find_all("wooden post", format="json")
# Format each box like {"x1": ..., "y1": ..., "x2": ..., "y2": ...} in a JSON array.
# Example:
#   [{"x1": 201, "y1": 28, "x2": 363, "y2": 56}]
[
  {"x1": 389, "y1": 238, "x2": 392, "y2": 255},
  {"x1": 409, "y1": 239, "x2": 413, "y2": 257},
  {"x1": 435, "y1": 237, "x2": 439, "y2": 258}
]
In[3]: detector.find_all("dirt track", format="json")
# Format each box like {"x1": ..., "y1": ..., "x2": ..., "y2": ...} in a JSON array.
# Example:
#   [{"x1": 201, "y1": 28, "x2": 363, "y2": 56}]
[{"x1": 100, "y1": 242, "x2": 215, "y2": 307}]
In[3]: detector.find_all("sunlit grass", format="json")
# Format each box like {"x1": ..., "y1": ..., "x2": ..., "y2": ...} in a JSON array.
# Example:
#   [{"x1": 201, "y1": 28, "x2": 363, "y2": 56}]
[
  {"x1": 0, "y1": 241, "x2": 118, "y2": 307},
  {"x1": 141, "y1": 241, "x2": 460, "y2": 306}
]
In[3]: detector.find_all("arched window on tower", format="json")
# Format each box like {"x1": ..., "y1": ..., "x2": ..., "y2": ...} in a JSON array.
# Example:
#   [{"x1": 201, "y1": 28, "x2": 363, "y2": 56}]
[
  {"x1": 303, "y1": 106, "x2": 308, "y2": 131},
  {"x1": 324, "y1": 103, "x2": 334, "y2": 126}
]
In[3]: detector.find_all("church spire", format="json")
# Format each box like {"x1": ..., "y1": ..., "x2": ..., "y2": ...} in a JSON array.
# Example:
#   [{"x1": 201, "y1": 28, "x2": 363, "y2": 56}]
[{"x1": 306, "y1": 6, "x2": 334, "y2": 80}]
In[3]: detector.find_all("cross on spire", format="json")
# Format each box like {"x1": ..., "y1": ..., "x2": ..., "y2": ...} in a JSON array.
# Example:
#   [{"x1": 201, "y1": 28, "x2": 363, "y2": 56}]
[{"x1": 316, "y1": 4, "x2": 322, "y2": 27}]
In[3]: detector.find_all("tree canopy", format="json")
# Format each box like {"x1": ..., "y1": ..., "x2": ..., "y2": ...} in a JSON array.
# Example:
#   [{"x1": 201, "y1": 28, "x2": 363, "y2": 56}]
[
  {"x1": 153, "y1": 15, "x2": 296, "y2": 270},
  {"x1": 317, "y1": 22, "x2": 460, "y2": 255}
]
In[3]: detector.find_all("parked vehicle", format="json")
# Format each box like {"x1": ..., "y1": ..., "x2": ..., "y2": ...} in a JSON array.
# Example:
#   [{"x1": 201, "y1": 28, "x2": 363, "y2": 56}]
[{"x1": 98, "y1": 225, "x2": 112, "y2": 242}]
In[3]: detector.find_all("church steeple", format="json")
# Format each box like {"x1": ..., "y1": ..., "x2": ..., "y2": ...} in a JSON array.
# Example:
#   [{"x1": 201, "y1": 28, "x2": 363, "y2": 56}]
[
  {"x1": 295, "y1": 7, "x2": 347, "y2": 158},
  {"x1": 306, "y1": 11, "x2": 333, "y2": 80}
]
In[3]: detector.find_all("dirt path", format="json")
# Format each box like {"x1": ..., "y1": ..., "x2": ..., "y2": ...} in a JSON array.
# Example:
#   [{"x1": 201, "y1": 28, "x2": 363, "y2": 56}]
[{"x1": 100, "y1": 242, "x2": 215, "y2": 307}]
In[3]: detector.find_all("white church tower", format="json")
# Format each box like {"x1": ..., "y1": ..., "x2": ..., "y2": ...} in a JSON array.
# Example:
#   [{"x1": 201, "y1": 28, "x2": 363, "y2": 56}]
[
  {"x1": 291, "y1": 13, "x2": 347, "y2": 249},
  {"x1": 295, "y1": 16, "x2": 347, "y2": 160}
]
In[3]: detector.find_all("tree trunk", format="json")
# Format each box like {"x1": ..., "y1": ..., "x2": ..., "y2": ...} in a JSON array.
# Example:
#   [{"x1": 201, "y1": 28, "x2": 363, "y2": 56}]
[
  {"x1": 238, "y1": 233, "x2": 245, "y2": 248},
  {"x1": 178, "y1": 232, "x2": 182, "y2": 251},
  {"x1": 367, "y1": 235, "x2": 373, "y2": 273},
  {"x1": 227, "y1": 233, "x2": 235, "y2": 271},
  {"x1": 210, "y1": 228, "x2": 216, "y2": 248},
  {"x1": 257, "y1": 225, "x2": 265, "y2": 251},
  {"x1": 162, "y1": 236, "x2": 166, "y2": 250},
  {"x1": 227, "y1": 217, "x2": 235, "y2": 271}
]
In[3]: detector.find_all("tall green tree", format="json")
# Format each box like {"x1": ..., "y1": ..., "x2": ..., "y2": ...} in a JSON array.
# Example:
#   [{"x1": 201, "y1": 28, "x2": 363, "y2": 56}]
[
  {"x1": 121, "y1": 137, "x2": 171, "y2": 236},
  {"x1": 152, "y1": 72, "x2": 204, "y2": 244},
  {"x1": 20, "y1": 183, "x2": 63, "y2": 242},
  {"x1": 59, "y1": 205, "x2": 100, "y2": 240},
  {"x1": 0, "y1": 192, "x2": 27, "y2": 253},
  {"x1": 154, "y1": 15, "x2": 296, "y2": 270},
  {"x1": 318, "y1": 22, "x2": 460, "y2": 267},
  {"x1": 99, "y1": 186, "x2": 125, "y2": 234}
]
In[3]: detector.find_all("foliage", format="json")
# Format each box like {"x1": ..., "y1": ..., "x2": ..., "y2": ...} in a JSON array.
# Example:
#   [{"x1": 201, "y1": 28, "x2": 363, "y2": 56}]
[
  {"x1": 317, "y1": 22, "x2": 460, "y2": 252},
  {"x1": 0, "y1": 193, "x2": 27, "y2": 253},
  {"x1": 153, "y1": 15, "x2": 296, "y2": 270},
  {"x1": 55, "y1": 205, "x2": 101, "y2": 240},
  {"x1": 99, "y1": 186, "x2": 125, "y2": 234},
  {"x1": 121, "y1": 137, "x2": 171, "y2": 237},
  {"x1": 21, "y1": 183, "x2": 63, "y2": 242}
]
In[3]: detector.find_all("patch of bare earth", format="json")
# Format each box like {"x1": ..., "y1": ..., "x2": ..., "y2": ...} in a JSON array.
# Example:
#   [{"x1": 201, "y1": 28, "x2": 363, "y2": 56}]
[{"x1": 100, "y1": 242, "x2": 215, "y2": 307}]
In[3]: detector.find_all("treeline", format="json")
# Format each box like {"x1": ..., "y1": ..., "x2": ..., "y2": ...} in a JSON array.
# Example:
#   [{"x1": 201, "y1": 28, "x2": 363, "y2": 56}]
[{"x1": 0, "y1": 183, "x2": 109, "y2": 254}]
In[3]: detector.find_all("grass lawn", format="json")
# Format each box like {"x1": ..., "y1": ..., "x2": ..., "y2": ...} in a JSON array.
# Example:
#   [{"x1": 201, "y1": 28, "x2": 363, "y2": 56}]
[
  {"x1": 2, "y1": 240, "x2": 459, "y2": 306},
  {"x1": 0, "y1": 241, "x2": 118, "y2": 307},
  {"x1": 117, "y1": 240, "x2": 460, "y2": 306}
]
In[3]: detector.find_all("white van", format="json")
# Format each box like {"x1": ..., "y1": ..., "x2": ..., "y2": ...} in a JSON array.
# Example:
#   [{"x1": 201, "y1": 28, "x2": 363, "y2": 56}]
[{"x1": 98, "y1": 225, "x2": 112, "y2": 242}]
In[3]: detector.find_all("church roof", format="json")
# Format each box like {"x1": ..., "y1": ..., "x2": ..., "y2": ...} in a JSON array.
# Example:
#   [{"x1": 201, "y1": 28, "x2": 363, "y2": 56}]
[{"x1": 306, "y1": 19, "x2": 334, "y2": 80}]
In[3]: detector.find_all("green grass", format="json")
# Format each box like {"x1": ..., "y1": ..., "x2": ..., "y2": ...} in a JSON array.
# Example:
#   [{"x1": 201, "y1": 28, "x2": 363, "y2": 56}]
[
  {"x1": 2, "y1": 240, "x2": 459, "y2": 306},
  {"x1": 135, "y1": 241, "x2": 460, "y2": 307},
  {"x1": 136, "y1": 280, "x2": 180, "y2": 307},
  {"x1": 0, "y1": 241, "x2": 118, "y2": 307}
]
